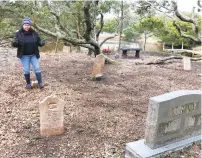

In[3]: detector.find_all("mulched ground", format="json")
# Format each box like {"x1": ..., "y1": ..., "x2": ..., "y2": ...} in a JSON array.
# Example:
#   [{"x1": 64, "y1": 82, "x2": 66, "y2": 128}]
[{"x1": 0, "y1": 48, "x2": 201, "y2": 158}]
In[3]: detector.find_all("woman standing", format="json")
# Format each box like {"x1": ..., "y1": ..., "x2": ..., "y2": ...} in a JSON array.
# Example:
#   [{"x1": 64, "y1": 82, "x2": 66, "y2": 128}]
[{"x1": 12, "y1": 17, "x2": 45, "y2": 89}]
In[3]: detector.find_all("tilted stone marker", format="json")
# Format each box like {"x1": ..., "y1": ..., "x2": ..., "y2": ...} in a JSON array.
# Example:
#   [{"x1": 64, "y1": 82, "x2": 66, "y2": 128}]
[
  {"x1": 125, "y1": 90, "x2": 201, "y2": 158},
  {"x1": 183, "y1": 56, "x2": 191, "y2": 71},
  {"x1": 39, "y1": 95, "x2": 65, "y2": 137},
  {"x1": 91, "y1": 54, "x2": 105, "y2": 80}
]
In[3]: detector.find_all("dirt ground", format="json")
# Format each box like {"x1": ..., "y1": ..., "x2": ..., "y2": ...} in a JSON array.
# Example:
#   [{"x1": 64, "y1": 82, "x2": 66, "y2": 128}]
[{"x1": 0, "y1": 48, "x2": 201, "y2": 158}]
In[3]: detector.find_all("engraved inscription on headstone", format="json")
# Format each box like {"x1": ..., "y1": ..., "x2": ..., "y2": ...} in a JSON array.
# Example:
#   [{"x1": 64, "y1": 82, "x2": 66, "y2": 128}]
[
  {"x1": 39, "y1": 95, "x2": 65, "y2": 136},
  {"x1": 165, "y1": 119, "x2": 180, "y2": 133},
  {"x1": 172, "y1": 102, "x2": 196, "y2": 116},
  {"x1": 184, "y1": 116, "x2": 195, "y2": 129}
]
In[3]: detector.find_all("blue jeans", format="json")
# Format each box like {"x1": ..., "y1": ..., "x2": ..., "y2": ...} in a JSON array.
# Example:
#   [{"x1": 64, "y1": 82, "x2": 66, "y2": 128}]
[{"x1": 20, "y1": 55, "x2": 41, "y2": 74}]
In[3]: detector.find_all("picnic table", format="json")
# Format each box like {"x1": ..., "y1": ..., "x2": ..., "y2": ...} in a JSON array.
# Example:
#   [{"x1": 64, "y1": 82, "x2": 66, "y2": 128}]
[{"x1": 120, "y1": 48, "x2": 141, "y2": 58}]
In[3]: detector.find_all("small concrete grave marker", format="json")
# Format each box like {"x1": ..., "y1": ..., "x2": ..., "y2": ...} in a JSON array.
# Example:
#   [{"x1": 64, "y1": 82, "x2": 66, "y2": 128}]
[
  {"x1": 125, "y1": 90, "x2": 201, "y2": 158},
  {"x1": 31, "y1": 81, "x2": 38, "y2": 88},
  {"x1": 39, "y1": 95, "x2": 65, "y2": 137},
  {"x1": 92, "y1": 54, "x2": 105, "y2": 80},
  {"x1": 183, "y1": 56, "x2": 191, "y2": 70}
]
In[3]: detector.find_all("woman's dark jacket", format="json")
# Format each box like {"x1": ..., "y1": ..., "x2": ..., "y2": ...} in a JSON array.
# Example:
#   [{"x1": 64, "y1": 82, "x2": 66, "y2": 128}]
[{"x1": 12, "y1": 28, "x2": 44, "y2": 59}]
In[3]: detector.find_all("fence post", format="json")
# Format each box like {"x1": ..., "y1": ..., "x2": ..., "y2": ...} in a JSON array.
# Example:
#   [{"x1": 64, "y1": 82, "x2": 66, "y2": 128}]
[{"x1": 54, "y1": 37, "x2": 59, "y2": 53}]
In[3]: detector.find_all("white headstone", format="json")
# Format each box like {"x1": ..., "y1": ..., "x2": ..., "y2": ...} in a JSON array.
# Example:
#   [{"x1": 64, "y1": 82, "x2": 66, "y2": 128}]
[
  {"x1": 39, "y1": 95, "x2": 65, "y2": 136},
  {"x1": 183, "y1": 56, "x2": 191, "y2": 71}
]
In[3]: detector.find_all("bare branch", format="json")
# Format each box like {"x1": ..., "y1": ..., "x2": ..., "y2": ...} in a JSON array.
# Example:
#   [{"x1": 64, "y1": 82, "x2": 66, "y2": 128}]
[
  {"x1": 100, "y1": 34, "x2": 118, "y2": 47},
  {"x1": 50, "y1": 11, "x2": 72, "y2": 37},
  {"x1": 142, "y1": 1, "x2": 174, "y2": 19}
]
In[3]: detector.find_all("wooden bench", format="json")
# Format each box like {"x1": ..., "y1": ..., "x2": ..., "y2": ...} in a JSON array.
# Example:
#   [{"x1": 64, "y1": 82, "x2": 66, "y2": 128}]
[{"x1": 120, "y1": 48, "x2": 141, "y2": 58}]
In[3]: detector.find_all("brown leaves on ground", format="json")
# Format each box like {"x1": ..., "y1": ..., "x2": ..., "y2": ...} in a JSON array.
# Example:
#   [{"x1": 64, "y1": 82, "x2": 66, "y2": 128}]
[{"x1": 0, "y1": 49, "x2": 201, "y2": 158}]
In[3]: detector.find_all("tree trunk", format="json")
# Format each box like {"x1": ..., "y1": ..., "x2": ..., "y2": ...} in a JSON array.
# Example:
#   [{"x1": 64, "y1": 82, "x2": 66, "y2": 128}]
[
  {"x1": 83, "y1": 1, "x2": 101, "y2": 56},
  {"x1": 144, "y1": 32, "x2": 147, "y2": 52},
  {"x1": 118, "y1": 0, "x2": 124, "y2": 51},
  {"x1": 88, "y1": 49, "x2": 93, "y2": 56}
]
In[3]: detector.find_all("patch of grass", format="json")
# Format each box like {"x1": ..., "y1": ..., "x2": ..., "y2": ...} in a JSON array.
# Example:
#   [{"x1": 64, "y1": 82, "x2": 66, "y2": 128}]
[
  {"x1": 32, "y1": 136, "x2": 42, "y2": 140},
  {"x1": 29, "y1": 135, "x2": 42, "y2": 145}
]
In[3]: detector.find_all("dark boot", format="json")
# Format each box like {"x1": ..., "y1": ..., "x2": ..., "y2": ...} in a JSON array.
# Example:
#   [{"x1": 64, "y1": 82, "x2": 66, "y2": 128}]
[
  {"x1": 24, "y1": 74, "x2": 31, "y2": 89},
  {"x1": 35, "y1": 72, "x2": 44, "y2": 89}
]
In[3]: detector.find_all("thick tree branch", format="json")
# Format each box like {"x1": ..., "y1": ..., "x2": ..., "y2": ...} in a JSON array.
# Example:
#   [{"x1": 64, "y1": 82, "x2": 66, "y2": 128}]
[
  {"x1": 173, "y1": 4, "x2": 196, "y2": 25},
  {"x1": 33, "y1": 23, "x2": 91, "y2": 46},
  {"x1": 173, "y1": 1, "x2": 201, "y2": 42},
  {"x1": 173, "y1": 21, "x2": 201, "y2": 43},
  {"x1": 77, "y1": 44, "x2": 95, "y2": 51}
]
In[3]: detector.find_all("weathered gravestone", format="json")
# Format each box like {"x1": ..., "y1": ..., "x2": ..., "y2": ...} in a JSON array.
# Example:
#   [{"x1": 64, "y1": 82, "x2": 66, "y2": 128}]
[
  {"x1": 125, "y1": 90, "x2": 201, "y2": 158},
  {"x1": 91, "y1": 54, "x2": 105, "y2": 80},
  {"x1": 39, "y1": 95, "x2": 65, "y2": 137},
  {"x1": 183, "y1": 56, "x2": 191, "y2": 71}
]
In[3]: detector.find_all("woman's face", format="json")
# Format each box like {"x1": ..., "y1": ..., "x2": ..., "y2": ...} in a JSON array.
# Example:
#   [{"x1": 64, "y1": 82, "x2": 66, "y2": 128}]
[{"x1": 23, "y1": 24, "x2": 31, "y2": 31}]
